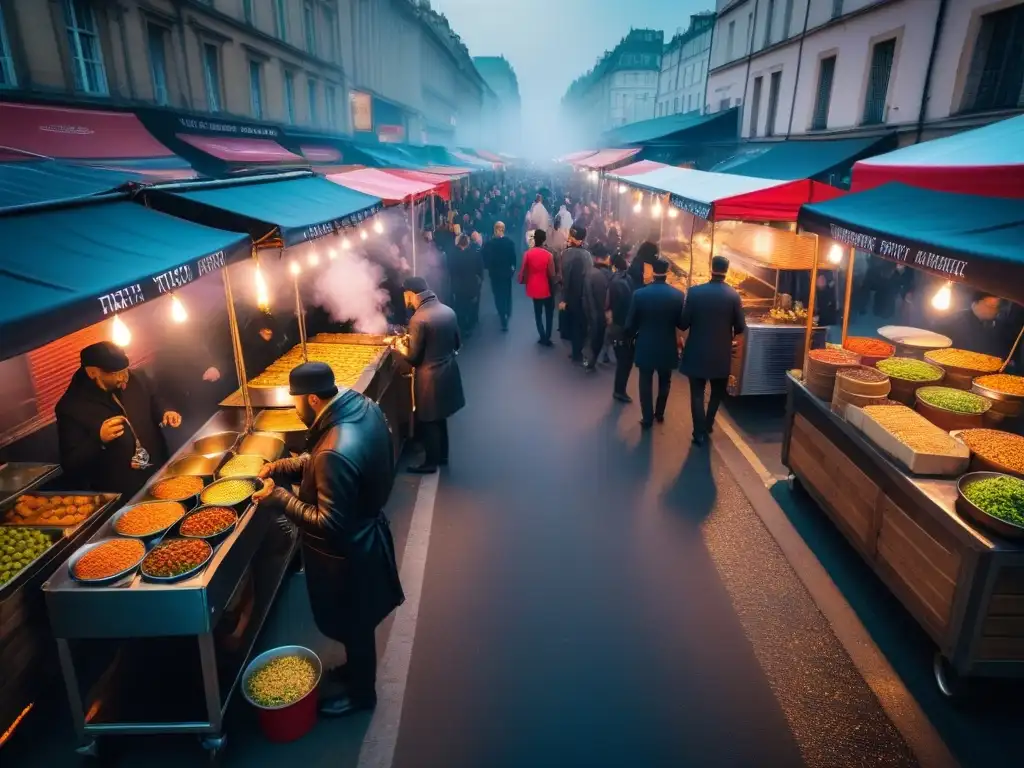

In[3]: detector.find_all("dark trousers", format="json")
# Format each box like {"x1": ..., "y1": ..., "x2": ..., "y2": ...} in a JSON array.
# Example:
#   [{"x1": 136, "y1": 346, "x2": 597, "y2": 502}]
[
  {"x1": 491, "y1": 277, "x2": 512, "y2": 326},
  {"x1": 340, "y1": 626, "x2": 378, "y2": 701},
  {"x1": 532, "y1": 297, "x2": 554, "y2": 341},
  {"x1": 612, "y1": 339, "x2": 635, "y2": 395},
  {"x1": 638, "y1": 367, "x2": 672, "y2": 424},
  {"x1": 452, "y1": 290, "x2": 478, "y2": 334},
  {"x1": 689, "y1": 377, "x2": 728, "y2": 437},
  {"x1": 419, "y1": 419, "x2": 449, "y2": 467},
  {"x1": 565, "y1": 303, "x2": 587, "y2": 361},
  {"x1": 586, "y1": 319, "x2": 606, "y2": 365}
]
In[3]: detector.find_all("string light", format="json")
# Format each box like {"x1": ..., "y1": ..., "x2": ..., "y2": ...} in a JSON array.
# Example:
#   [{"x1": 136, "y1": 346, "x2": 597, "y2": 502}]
[
  {"x1": 254, "y1": 265, "x2": 270, "y2": 311},
  {"x1": 111, "y1": 315, "x2": 131, "y2": 347},
  {"x1": 308, "y1": 251, "x2": 320, "y2": 266},
  {"x1": 289, "y1": 261, "x2": 301, "y2": 276},
  {"x1": 931, "y1": 281, "x2": 953, "y2": 311},
  {"x1": 633, "y1": 201, "x2": 642, "y2": 214},
  {"x1": 170, "y1": 294, "x2": 188, "y2": 323},
  {"x1": 327, "y1": 247, "x2": 337, "y2": 260},
  {"x1": 652, "y1": 202, "x2": 663, "y2": 218},
  {"x1": 667, "y1": 208, "x2": 678, "y2": 219},
  {"x1": 360, "y1": 230, "x2": 369, "y2": 241},
  {"x1": 618, "y1": 184, "x2": 627, "y2": 194},
  {"x1": 373, "y1": 219, "x2": 384, "y2": 234},
  {"x1": 341, "y1": 237, "x2": 351, "y2": 250},
  {"x1": 827, "y1": 243, "x2": 844, "y2": 264}
]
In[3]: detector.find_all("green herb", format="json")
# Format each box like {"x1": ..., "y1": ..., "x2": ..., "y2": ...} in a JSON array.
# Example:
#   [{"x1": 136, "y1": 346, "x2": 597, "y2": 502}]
[
  {"x1": 963, "y1": 475, "x2": 1024, "y2": 527},
  {"x1": 917, "y1": 386, "x2": 989, "y2": 414},
  {"x1": 876, "y1": 357, "x2": 943, "y2": 382}
]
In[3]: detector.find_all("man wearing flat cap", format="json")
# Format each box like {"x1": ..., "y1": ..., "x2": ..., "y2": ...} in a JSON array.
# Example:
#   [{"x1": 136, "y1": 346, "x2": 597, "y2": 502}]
[
  {"x1": 399, "y1": 276, "x2": 465, "y2": 473},
  {"x1": 253, "y1": 361, "x2": 404, "y2": 716},
  {"x1": 559, "y1": 224, "x2": 593, "y2": 364},
  {"x1": 55, "y1": 341, "x2": 181, "y2": 497}
]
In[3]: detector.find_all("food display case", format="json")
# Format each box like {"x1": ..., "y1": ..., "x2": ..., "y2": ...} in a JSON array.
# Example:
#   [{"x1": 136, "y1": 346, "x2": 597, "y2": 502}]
[{"x1": 43, "y1": 409, "x2": 298, "y2": 759}]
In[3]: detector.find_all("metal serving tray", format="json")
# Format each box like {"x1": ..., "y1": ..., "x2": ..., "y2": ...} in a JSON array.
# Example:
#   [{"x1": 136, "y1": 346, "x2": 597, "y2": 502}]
[
  {"x1": 66, "y1": 537, "x2": 146, "y2": 587},
  {"x1": 0, "y1": 526, "x2": 68, "y2": 597},
  {"x1": 139, "y1": 538, "x2": 214, "y2": 584},
  {"x1": 236, "y1": 433, "x2": 285, "y2": 463},
  {"x1": 0, "y1": 462, "x2": 61, "y2": 509}
]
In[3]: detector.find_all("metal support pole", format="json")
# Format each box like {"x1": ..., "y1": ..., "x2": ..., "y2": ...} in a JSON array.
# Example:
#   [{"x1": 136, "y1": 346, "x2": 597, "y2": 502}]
[
  {"x1": 410, "y1": 198, "x2": 418, "y2": 276},
  {"x1": 658, "y1": 193, "x2": 666, "y2": 243},
  {"x1": 223, "y1": 267, "x2": 253, "y2": 430},
  {"x1": 1002, "y1": 322, "x2": 1024, "y2": 372},
  {"x1": 841, "y1": 246, "x2": 856, "y2": 345},
  {"x1": 431, "y1": 194, "x2": 436, "y2": 230},
  {"x1": 598, "y1": 174, "x2": 604, "y2": 217},
  {"x1": 293, "y1": 275, "x2": 308, "y2": 362},
  {"x1": 803, "y1": 234, "x2": 821, "y2": 372}
]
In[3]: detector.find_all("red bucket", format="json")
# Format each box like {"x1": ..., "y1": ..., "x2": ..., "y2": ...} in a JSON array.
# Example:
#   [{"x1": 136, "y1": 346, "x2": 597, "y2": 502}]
[{"x1": 243, "y1": 645, "x2": 322, "y2": 743}]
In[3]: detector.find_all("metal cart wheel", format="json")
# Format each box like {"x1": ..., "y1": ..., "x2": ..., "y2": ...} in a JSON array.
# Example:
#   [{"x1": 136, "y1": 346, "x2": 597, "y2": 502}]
[
  {"x1": 200, "y1": 732, "x2": 227, "y2": 763},
  {"x1": 786, "y1": 473, "x2": 803, "y2": 493},
  {"x1": 933, "y1": 651, "x2": 964, "y2": 699}
]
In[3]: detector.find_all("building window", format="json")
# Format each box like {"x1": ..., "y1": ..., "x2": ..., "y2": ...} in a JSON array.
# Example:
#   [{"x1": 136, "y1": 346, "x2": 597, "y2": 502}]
[
  {"x1": 249, "y1": 59, "x2": 263, "y2": 119},
  {"x1": 765, "y1": 70, "x2": 781, "y2": 136},
  {"x1": 307, "y1": 78, "x2": 317, "y2": 125},
  {"x1": 961, "y1": 4, "x2": 1024, "y2": 113},
  {"x1": 832, "y1": 0, "x2": 844, "y2": 19},
  {"x1": 747, "y1": 12, "x2": 753, "y2": 53},
  {"x1": 727, "y1": 21, "x2": 735, "y2": 59},
  {"x1": 303, "y1": 1, "x2": 316, "y2": 55},
  {"x1": 674, "y1": 96, "x2": 679, "y2": 113},
  {"x1": 863, "y1": 38, "x2": 895, "y2": 124},
  {"x1": 749, "y1": 75, "x2": 762, "y2": 137},
  {"x1": 64, "y1": 0, "x2": 108, "y2": 95},
  {"x1": 0, "y1": 7, "x2": 16, "y2": 89},
  {"x1": 324, "y1": 7, "x2": 339, "y2": 63},
  {"x1": 203, "y1": 43, "x2": 221, "y2": 112},
  {"x1": 147, "y1": 24, "x2": 169, "y2": 106},
  {"x1": 275, "y1": 0, "x2": 287, "y2": 41},
  {"x1": 284, "y1": 70, "x2": 296, "y2": 124},
  {"x1": 326, "y1": 84, "x2": 337, "y2": 129},
  {"x1": 242, "y1": 0, "x2": 254, "y2": 24},
  {"x1": 783, "y1": 0, "x2": 795, "y2": 39},
  {"x1": 812, "y1": 56, "x2": 836, "y2": 130},
  {"x1": 764, "y1": 0, "x2": 775, "y2": 47}
]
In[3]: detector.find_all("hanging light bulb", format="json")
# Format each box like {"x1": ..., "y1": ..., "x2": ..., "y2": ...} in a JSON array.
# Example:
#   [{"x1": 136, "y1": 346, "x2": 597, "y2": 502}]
[
  {"x1": 327, "y1": 247, "x2": 337, "y2": 260},
  {"x1": 308, "y1": 250, "x2": 320, "y2": 267},
  {"x1": 931, "y1": 281, "x2": 953, "y2": 311},
  {"x1": 633, "y1": 201, "x2": 642, "y2": 214},
  {"x1": 254, "y1": 265, "x2": 270, "y2": 311},
  {"x1": 652, "y1": 202, "x2": 663, "y2": 218},
  {"x1": 618, "y1": 184, "x2": 628, "y2": 194},
  {"x1": 111, "y1": 315, "x2": 131, "y2": 347},
  {"x1": 341, "y1": 236, "x2": 351, "y2": 250},
  {"x1": 827, "y1": 243, "x2": 844, "y2": 264},
  {"x1": 170, "y1": 294, "x2": 188, "y2": 323},
  {"x1": 289, "y1": 260, "x2": 301, "y2": 277},
  {"x1": 668, "y1": 208, "x2": 678, "y2": 219},
  {"x1": 373, "y1": 219, "x2": 384, "y2": 234},
  {"x1": 360, "y1": 230, "x2": 369, "y2": 241}
]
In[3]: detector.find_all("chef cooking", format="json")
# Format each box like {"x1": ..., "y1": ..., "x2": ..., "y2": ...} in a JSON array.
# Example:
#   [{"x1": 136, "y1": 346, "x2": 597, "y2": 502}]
[{"x1": 55, "y1": 341, "x2": 182, "y2": 497}]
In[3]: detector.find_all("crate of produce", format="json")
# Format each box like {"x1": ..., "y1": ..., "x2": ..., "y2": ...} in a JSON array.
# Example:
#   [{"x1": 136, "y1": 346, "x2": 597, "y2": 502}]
[
  {"x1": 915, "y1": 386, "x2": 991, "y2": 431},
  {"x1": 857, "y1": 404, "x2": 969, "y2": 476},
  {"x1": 956, "y1": 472, "x2": 1024, "y2": 540},
  {"x1": 952, "y1": 428, "x2": 1024, "y2": 479},
  {"x1": 842, "y1": 337, "x2": 895, "y2": 368},
  {"x1": 874, "y1": 357, "x2": 945, "y2": 405}
]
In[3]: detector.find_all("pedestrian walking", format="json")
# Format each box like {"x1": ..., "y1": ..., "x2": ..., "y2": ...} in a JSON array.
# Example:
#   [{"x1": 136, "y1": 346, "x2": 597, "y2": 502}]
[
  {"x1": 252, "y1": 362, "x2": 404, "y2": 716},
  {"x1": 628, "y1": 236, "x2": 660, "y2": 287},
  {"x1": 448, "y1": 234, "x2": 483, "y2": 337},
  {"x1": 519, "y1": 229, "x2": 556, "y2": 346},
  {"x1": 626, "y1": 258, "x2": 686, "y2": 428},
  {"x1": 679, "y1": 255, "x2": 746, "y2": 446},
  {"x1": 481, "y1": 221, "x2": 517, "y2": 331},
  {"x1": 606, "y1": 253, "x2": 636, "y2": 402},
  {"x1": 582, "y1": 243, "x2": 612, "y2": 373},
  {"x1": 560, "y1": 225, "x2": 593, "y2": 364}
]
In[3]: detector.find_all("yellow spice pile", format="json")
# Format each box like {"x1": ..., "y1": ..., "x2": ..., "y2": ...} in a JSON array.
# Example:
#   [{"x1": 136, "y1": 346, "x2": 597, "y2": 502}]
[{"x1": 862, "y1": 405, "x2": 963, "y2": 456}]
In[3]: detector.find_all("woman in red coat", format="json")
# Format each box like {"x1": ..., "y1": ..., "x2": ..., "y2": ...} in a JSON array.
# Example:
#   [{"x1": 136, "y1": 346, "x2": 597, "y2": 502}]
[{"x1": 519, "y1": 229, "x2": 556, "y2": 346}]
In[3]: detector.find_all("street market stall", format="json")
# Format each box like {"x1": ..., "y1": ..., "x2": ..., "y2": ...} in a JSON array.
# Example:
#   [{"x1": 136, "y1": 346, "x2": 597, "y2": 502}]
[
  {"x1": 785, "y1": 182, "x2": 1024, "y2": 695},
  {"x1": 610, "y1": 165, "x2": 845, "y2": 395}
]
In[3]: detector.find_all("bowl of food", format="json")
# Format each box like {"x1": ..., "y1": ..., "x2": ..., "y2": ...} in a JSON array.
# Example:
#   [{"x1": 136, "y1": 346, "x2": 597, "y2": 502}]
[
  {"x1": 843, "y1": 337, "x2": 895, "y2": 368},
  {"x1": 924, "y1": 348, "x2": 1002, "y2": 390},
  {"x1": 111, "y1": 500, "x2": 187, "y2": 542},
  {"x1": 237, "y1": 432, "x2": 285, "y2": 463},
  {"x1": 178, "y1": 505, "x2": 239, "y2": 546},
  {"x1": 952, "y1": 428, "x2": 1024, "y2": 479},
  {"x1": 217, "y1": 453, "x2": 267, "y2": 480},
  {"x1": 192, "y1": 431, "x2": 240, "y2": 456},
  {"x1": 140, "y1": 537, "x2": 214, "y2": 583},
  {"x1": 200, "y1": 477, "x2": 264, "y2": 513},
  {"x1": 147, "y1": 475, "x2": 205, "y2": 508},
  {"x1": 242, "y1": 645, "x2": 323, "y2": 743},
  {"x1": 956, "y1": 472, "x2": 1024, "y2": 540},
  {"x1": 875, "y1": 357, "x2": 945, "y2": 405},
  {"x1": 68, "y1": 537, "x2": 147, "y2": 585},
  {"x1": 971, "y1": 373, "x2": 1024, "y2": 425},
  {"x1": 163, "y1": 453, "x2": 227, "y2": 482},
  {"x1": 915, "y1": 386, "x2": 991, "y2": 431}
]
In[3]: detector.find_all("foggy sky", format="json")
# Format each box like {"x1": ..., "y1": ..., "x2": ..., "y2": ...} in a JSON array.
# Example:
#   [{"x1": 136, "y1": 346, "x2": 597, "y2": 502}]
[{"x1": 428, "y1": 0, "x2": 711, "y2": 156}]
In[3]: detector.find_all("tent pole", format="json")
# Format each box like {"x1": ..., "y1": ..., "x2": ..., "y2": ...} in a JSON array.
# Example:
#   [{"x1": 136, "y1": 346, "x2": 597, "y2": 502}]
[
  {"x1": 293, "y1": 272, "x2": 308, "y2": 362},
  {"x1": 841, "y1": 246, "x2": 856, "y2": 345},
  {"x1": 803, "y1": 234, "x2": 821, "y2": 372},
  {"x1": 222, "y1": 266, "x2": 252, "y2": 432},
  {"x1": 659, "y1": 193, "x2": 666, "y2": 243},
  {"x1": 431, "y1": 194, "x2": 436, "y2": 230},
  {"x1": 410, "y1": 197, "x2": 417, "y2": 276},
  {"x1": 598, "y1": 173, "x2": 604, "y2": 217}
]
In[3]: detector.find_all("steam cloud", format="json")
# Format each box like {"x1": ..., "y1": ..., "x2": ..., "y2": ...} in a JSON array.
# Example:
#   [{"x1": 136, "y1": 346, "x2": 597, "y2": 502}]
[{"x1": 308, "y1": 248, "x2": 391, "y2": 334}]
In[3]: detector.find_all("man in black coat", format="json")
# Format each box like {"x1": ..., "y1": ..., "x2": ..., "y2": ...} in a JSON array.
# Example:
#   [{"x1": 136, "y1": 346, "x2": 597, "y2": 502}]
[
  {"x1": 56, "y1": 342, "x2": 181, "y2": 498},
  {"x1": 582, "y1": 243, "x2": 613, "y2": 373},
  {"x1": 606, "y1": 254, "x2": 637, "y2": 402},
  {"x1": 626, "y1": 258, "x2": 686, "y2": 428},
  {"x1": 448, "y1": 234, "x2": 484, "y2": 336},
  {"x1": 399, "y1": 277, "x2": 466, "y2": 473},
  {"x1": 254, "y1": 362, "x2": 404, "y2": 717},
  {"x1": 679, "y1": 255, "x2": 746, "y2": 446},
  {"x1": 481, "y1": 221, "x2": 517, "y2": 331},
  {"x1": 559, "y1": 225, "x2": 593, "y2": 364}
]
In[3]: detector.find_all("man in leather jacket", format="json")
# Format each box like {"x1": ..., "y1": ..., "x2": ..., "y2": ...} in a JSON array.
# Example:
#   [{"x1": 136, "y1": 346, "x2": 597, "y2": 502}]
[{"x1": 253, "y1": 362, "x2": 404, "y2": 717}]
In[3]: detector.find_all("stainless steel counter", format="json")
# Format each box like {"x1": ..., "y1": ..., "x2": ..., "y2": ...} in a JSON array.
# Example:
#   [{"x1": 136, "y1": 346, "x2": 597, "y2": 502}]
[{"x1": 729, "y1": 323, "x2": 828, "y2": 396}]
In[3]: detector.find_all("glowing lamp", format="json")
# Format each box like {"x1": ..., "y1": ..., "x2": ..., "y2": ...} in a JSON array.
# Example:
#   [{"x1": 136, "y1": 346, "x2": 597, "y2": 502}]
[
  {"x1": 827, "y1": 244, "x2": 844, "y2": 264},
  {"x1": 255, "y1": 265, "x2": 270, "y2": 311},
  {"x1": 308, "y1": 251, "x2": 320, "y2": 267},
  {"x1": 170, "y1": 294, "x2": 188, "y2": 323},
  {"x1": 931, "y1": 281, "x2": 953, "y2": 311},
  {"x1": 618, "y1": 184, "x2": 627, "y2": 194},
  {"x1": 360, "y1": 230, "x2": 369, "y2": 241},
  {"x1": 667, "y1": 208, "x2": 678, "y2": 219},
  {"x1": 341, "y1": 237, "x2": 351, "y2": 251},
  {"x1": 373, "y1": 220, "x2": 384, "y2": 234},
  {"x1": 111, "y1": 315, "x2": 131, "y2": 347},
  {"x1": 652, "y1": 202, "x2": 663, "y2": 218},
  {"x1": 633, "y1": 202, "x2": 642, "y2": 214},
  {"x1": 289, "y1": 261, "x2": 301, "y2": 277}
]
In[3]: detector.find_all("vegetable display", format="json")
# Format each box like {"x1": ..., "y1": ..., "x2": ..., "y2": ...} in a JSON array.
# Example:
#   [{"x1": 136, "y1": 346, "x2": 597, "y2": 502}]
[
  {"x1": 201, "y1": 478, "x2": 258, "y2": 506},
  {"x1": 246, "y1": 655, "x2": 318, "y2": 707},
  {"x1": 876, "y1": 358, "x2": 944, "y2": 382},
  {"x1": 180, "y1": 507, "x2": 237, "y2": 538},
  {"x1": 0, "y1": 528, "x2": 54, "y2": 586},
  {"x1": 150, "y1": 475, "x2": 204, "y2": 501},
  {"x1": 141, "y1": 538, "x2": 212, "y2": 579},
  {"x1": 957, "y1": 429, "x2": 1024, "y2": 476},
  {"x1": 962, "y1": 475, "x2": 1024, "y2": 527},
  {"x1": 843, "y1": 337, "x2": 895, "y2": 358},
  {"x1": 809, "y1": 349, "x2": 860, "y2": 365},
  {"x1": 219, "y1": 455, "x2": 266, "y2": 478},
  {"x1": 73, "y1": 538, "x2": 145, "y2": 581},
  {"x1": 974, "y1": 374, "x2": 1024, "y2": 397},
  {"x1": 4, "y1": 493, "x2": 109, "y2": 526},
  {"x1": 925, "y1": 348, "x2": 1002, "y2": 373},
  {"x1": 917, "y1": 387, "x2": 990, "y2": 414},
  {"x1": 114, "y1": 501, "x2": 186, "y2": 537},
  {"x1": 861, "y1": 405, "x2": 964, "y2": 456}
]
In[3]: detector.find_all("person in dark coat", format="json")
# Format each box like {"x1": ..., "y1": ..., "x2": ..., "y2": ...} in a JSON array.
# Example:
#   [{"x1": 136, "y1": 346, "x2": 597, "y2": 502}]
[
  {"x1": 626, "y1": 258, "x2": 686, "y2": 428},
  {"x1": 399, "y1": 277, "x2": 466, "y2": 473},
  {"x1": 481, "y1": 221, "x2": 517, "y2": 331},
  {"x1": 448, "y1": 234, "x2": 484, "y2": 336},
  {"x1": 582, "y1": 243, "x2": 613, "y2": 373},
  {"x1": 628, "y1": 237, "x2": 659, "y2": 287},
  {"x1": 254, "y1": 362, "x2": 404, "y2": 717},
  {"x1": 679, "y1": 255, "x2": 746, "y2": 446},
  {"x1": 607, "y1": 253, "x2": 637, "y2": 402},
  {"x1": 55, "y1": 342, "x2": 181, "y2": 498},
  {"x1": 559, "y1": 225, "x2": 593, "y2": 364},
  {"x1": 937, "y1": 292, "x2": 1018, "y2": 359}
]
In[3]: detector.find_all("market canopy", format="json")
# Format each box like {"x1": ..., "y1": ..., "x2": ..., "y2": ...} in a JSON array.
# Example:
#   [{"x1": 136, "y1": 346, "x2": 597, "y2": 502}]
[
  {"x1": 176, "y1": 134, "x2": 305, "y2": 168},
  {"x1": 610, "y1": 165, "x2": 843, "y2": 221},
  {"x1": 575, "y1": 148, "x2": 641, "y2": 170},
  {"x1": 0, "y1": 160, "x2": 142, "y2": 210},
  {"x1": 327, "y1": 168, "x2": 437, "y2": 203},
  {"x1": 143, "y1": 175, "x2": 383, "y2": 247},
  {"x1": 384, "y1": 169, "x2": 452, "y2": 200},
  {"x1": 601, "y1": 108, "x2": 738, "y2": 147},
  {"x1": 851, "y1": 115, "x2": 1024, "y2": 198},
  {"x1": 356, "y1": 143, "x2": 424, "y2": 170},
  {"x1": 712, "y1": 136, "x2": 895, "y2": 183},
  {"x1": 451, "y1": 150, "x2": 496, "y2": 169},
  {"x1": 799, "y1": 182, "x2": 1024, "y2": 307},
  {"x1": 558, "y1": 150, "x2": 597, "y2": 163},
  {"x1": 0, "y1": 200, "x2": 250, "y2": 360},
  {"x1": 416, "y1": 165, "x2": 472, "y2": 178},
  {"x1": 609, "y1": 159, "x2": 667, "y2": 176}
]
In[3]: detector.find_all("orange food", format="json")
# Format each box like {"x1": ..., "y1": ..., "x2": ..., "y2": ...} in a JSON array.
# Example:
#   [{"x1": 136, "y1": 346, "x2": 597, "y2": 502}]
[
  {"x1": 974, "y1": 373, "x2": 1024, "y2": 396},
  {"x1": 73, "y1": 539, "x2": 145, "y2": 581},
  {"x1": 150, "y1": 475, "x2": 204, "y2": 501},
  {"x1": 925, "y1": 348, "x2": 1002, "y2": 373},
  {"x1": 114, "y1": 501, "x2": 185, "y2": 536},
  {"x1": 843, "y1": 336, "x2": 895, "y2": 358}
]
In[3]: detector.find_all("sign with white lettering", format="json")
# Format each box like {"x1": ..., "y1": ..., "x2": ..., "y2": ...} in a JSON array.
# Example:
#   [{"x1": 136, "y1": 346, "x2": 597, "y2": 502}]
[
  {"x1": 177, "y1": 116, "x2": 279, "y2": 138},
  {"x1": 284, "y1": 203, "x2": 383, "y2": 246},
  {"x1": 670, "y1": 194, "x2": 711, "y2": 221}
]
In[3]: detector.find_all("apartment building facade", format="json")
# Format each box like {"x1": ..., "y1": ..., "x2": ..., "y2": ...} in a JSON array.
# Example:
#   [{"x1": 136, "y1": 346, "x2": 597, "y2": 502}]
[
  {"x1": 705, "y1": 0, "x2": 1024, "y2": 143},
  {"x1": 474, "y1": 55, "x2": 522, "y2": 153},
  {"x1": 656, "y1": 12, "x2": 715, "y2": 118}
]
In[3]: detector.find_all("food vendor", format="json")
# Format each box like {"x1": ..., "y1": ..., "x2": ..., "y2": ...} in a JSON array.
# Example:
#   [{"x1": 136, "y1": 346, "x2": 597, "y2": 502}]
[
  {"x1": 55, "y1": 342, "x2": 182, "y2": 497},
  {"x1": 937, "y1": 291, "x2": 1021, "y2": 363}
]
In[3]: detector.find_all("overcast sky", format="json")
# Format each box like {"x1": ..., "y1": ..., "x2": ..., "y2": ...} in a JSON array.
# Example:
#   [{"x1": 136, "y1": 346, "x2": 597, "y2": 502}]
[{"x1": 428, "y1": 0, "x2": 711, "y2": 155}]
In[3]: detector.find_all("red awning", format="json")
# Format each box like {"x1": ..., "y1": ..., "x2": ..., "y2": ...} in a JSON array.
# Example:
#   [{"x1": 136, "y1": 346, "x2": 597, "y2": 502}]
[
  {"x1": 474, "y1": 149, "x2": 505, "y2": 164},
  {"x1": 575, "y1": 148, "x2": 640, "y2": 170},
  {"x1": 176, "y1": 134, "x2": 303, "y2": 164},
  {"x1": 0, "y1": 102, "x2": 173, "y2": 161},
  {"x1": 327, "y1": 168, "x2": 436, "y2": 203},
  {"x1": 300, "y1": 144, "x2": 344, "y2": 164},
  {"x1": 385, "y1": 169, "x2": 452, "y2": 200},
  {"x1": 558, "y1": 150, "x2": 597, "y2": 163},
  {"x1": 612, "y1": 160, "x2": 667, "y2": 176}
]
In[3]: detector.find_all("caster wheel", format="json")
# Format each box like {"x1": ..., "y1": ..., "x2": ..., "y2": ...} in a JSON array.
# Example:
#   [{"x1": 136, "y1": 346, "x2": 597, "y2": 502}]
[
  {"x1": 786, "y1": 474, "x2": 802, "y2": 493},
  {"x1": 933, "y1": 652, "x2": 965, "y2": 699},
  {"x1": 200, "y1": 733, "x2": 227, "y2": 764}
]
